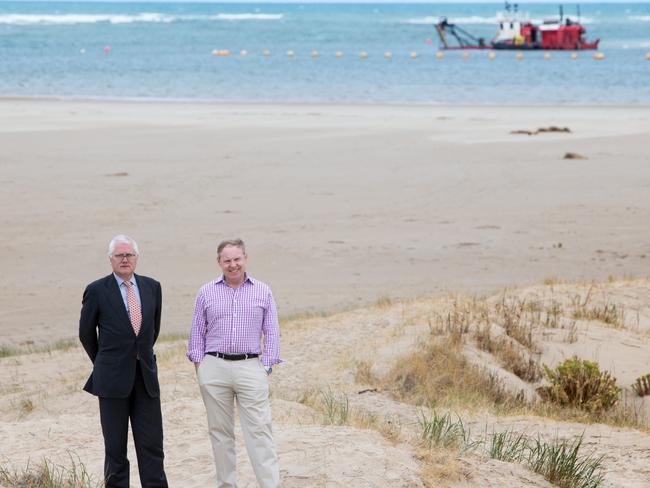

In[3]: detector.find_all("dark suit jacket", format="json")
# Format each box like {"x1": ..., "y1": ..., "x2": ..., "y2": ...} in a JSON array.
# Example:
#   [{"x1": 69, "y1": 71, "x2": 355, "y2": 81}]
[{"x1": 79, "y1": 273, "x2": 162, "y2": 398}]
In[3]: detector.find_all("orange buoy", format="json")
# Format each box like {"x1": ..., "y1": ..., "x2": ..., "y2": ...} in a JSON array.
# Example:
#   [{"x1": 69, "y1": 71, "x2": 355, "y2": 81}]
[{"x1": 435, "y1": 51, "x2": 444, "y2": 59}]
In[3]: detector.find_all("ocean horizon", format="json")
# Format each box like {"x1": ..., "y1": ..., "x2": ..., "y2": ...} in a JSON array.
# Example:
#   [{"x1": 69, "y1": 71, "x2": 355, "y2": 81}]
[{"x1": 0, "y1": 2, "x2": 649, "y2": 103}]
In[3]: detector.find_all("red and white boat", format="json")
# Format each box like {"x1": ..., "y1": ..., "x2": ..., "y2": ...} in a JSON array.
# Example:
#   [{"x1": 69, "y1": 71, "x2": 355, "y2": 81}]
[{"x1": 436, "y1": 3, "x2": 599, "y2": 51}]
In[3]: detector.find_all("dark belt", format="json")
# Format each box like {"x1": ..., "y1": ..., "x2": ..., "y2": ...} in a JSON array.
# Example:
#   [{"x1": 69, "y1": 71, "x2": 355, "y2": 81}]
[{"x1": 206, "y1": 351, "x2": 259, "y2": 361}]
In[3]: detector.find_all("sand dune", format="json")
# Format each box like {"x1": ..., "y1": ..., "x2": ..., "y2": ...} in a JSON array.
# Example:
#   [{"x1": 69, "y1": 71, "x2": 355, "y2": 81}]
[{"x1": 2, "y1": 279, "x2": 649, "y2": 487}]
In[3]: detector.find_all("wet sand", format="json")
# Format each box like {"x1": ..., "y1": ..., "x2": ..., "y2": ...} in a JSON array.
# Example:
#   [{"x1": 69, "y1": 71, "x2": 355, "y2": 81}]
[{"x1": 1, "y1": 100, "x2": 649, "y2": 347}]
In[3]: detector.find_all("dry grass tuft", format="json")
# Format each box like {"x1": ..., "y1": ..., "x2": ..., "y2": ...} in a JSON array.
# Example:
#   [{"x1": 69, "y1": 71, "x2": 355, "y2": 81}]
[
  {"x1": 543, "y1": 276, "x2": 567, "y2": 286},
  {"x1": 474, "y1": 325, "x2": 541, "y2": 383},
  {"x1": 494, "y1": 297, "x2": 539, "y2": 351},
  {"x1": 0, "y1": 339, "x2": 78, "y2": 358},
  {"x1": 157, "y1": 332, "x2": 188, "y2": 343},
  {"x1": 299, "y1": 388, "x2": 380, "y2": 430},
  {"x1": 571, "y1": 302, "x2": 625, "y2": 328},
  {"x1": 632, "y1": 373, "x2": 650, "y2": 397},
  {"x1": 416, "y1": 448, "x2": 468, "y2": 488},
  {"x1": 428, "y1": 299, "x2": 480, "y2": 344},
  {"x1": 469, "y1": 296, "x2": 544, "y2": 382},
  {"x1": 565, "y1": 321, "x2": 579, "y2": 343},
  {"x1": 20, "y1": 397, "x2": 35, "y2": 415},
  {"x1": 569, "y1": 289, "x2": 626, "y2": 328},
  {"x1": 383, "y1": 336, "x2": 520, "y2": 411},
  {"x1": 354, "y1": 360, "x2": 377, "y2": 385},
  {"x1": 373, "y1": 296, "x2": 394, "y2": 309},
  {"x1": 0, "y1": 455, "x2": 99, "y2": 488}
]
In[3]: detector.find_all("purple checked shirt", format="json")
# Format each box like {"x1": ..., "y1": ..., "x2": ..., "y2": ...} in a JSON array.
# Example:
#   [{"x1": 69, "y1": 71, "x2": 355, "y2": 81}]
[{"x1": 187, "y1": 275, "x2": 281, "y2": 367}]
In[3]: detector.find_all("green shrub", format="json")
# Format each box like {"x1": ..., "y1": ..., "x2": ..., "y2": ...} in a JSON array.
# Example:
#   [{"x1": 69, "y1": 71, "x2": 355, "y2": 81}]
[{"x1": 538, "y1": 357, "x2": 620, "y2": 412}]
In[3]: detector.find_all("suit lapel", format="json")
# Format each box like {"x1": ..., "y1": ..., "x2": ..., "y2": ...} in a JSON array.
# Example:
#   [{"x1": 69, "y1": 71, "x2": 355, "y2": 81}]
[
  {"x1": 135, "y1": 274, "x2": 150, "y2": 331},
  {"x1": 104, "y1": 274, "x2": 131, "y2": 326}
]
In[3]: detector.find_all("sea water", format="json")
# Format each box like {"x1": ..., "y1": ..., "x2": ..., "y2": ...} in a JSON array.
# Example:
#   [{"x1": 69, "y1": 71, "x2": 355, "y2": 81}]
[{"x1": 0, "y1": 2, "x2": 648, "y2": 103}]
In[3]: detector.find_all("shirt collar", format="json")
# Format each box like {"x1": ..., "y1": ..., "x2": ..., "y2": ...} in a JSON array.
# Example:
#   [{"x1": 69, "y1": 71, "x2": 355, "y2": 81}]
[
  {"x1": 113, "y1": 273, "x2": 136, "y2": 287},
  {"x1": 215, "y1": 274, "x2": 254, "y2": 287}
]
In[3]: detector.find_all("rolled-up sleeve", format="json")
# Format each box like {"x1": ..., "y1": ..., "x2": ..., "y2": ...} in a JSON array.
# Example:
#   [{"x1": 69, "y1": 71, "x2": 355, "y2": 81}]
[{"x1": 187, "y1": 290, "x2": 207, "y2": 363}]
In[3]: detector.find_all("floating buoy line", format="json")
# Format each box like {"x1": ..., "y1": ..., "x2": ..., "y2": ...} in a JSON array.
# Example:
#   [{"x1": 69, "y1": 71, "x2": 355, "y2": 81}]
[
  {"x1": 88, "y1": 47, "x2": 648, "y2": 61},
  {"x1": 203, "y1": 49, "x2": 648, "y2": 61}
]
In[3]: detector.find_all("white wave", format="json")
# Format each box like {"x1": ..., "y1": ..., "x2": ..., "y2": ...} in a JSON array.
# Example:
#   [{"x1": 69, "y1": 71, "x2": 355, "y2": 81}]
[
  {"x1": 0, "y1": 13, "x2": 174, "y2": 25},
  {"x1": 630, "y1": 15, "x2": 650, "y2": 22},
  {"x1": 617, "y1": 40, "x2": 650, "y2": 49},
  {"x1": 404, "y1": 14, "x2": 594, "y2": 26},
  {"x1": 569, "y1": 16, "x2": 595, "y2": 24},
  {"x1": 403, "y1": 16, "x2": 496, "y2": 25},
  {"x1": 212, "y1": 13, "x2": 283, "y2": 21},
  {"x1": 0, "y1": 12, "x2": 283, "y2": 25}
]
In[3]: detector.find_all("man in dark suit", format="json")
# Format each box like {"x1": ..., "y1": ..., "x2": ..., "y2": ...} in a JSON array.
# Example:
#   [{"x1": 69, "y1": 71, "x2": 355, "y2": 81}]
[{"x1": 79, "y1": 234, "x2": 168, "y2": 488}]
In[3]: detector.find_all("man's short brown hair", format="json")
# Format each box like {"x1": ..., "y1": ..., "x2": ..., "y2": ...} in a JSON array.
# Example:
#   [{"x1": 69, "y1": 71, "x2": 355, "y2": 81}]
[{"x1": 217, "y1": 239, "x2": 246, "y2": 258}]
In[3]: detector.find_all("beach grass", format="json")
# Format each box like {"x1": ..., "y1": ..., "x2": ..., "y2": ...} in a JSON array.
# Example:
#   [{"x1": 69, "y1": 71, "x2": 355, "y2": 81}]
[
  {"x1": 383, "y1": 334, "x2": 521, "y2": 412},
  {"x1": 416, "y1": 416, "x2": 605, "y2": 488},
  {"x1": 486, "y1": 431, "x2": 605, "y2": 488},
  {"x1": 419, "y1": 411, "x2": 473, "y2": 451},
  {"x1": 487, "y1": 429, "x2": 529, "y2": 463},
  {"x1": 527, "y1": 435, "x2": 604, "y2": 488},
  {"x1": 0, "y1": 454, "x2": 99, "y2": 488},
  {"x1": 298, "y1": 387, "x2": 394, "y2": 436},
  {"x1": 381, "y1": 287, "x2": 649, "y2": 431},
  {"x1": 0, "y1": 339, "x2": 78, "y2": 359}
]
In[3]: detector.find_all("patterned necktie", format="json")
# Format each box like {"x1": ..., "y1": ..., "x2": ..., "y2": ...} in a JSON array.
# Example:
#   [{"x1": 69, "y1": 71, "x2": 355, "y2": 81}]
[{"x1": 124, "y1": 280, "x2": 142, "y2": 336}]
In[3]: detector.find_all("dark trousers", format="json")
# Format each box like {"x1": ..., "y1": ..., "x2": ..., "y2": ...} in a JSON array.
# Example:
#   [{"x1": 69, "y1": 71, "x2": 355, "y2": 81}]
[{"x1": 98, "y1": 362, "x2": 168, "y2": 488}]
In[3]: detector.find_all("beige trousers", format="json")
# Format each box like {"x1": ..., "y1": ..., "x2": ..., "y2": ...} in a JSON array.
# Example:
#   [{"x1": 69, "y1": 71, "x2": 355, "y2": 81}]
[{"x1": 197, "y1": 355, "x2": 280, "y2": 488}]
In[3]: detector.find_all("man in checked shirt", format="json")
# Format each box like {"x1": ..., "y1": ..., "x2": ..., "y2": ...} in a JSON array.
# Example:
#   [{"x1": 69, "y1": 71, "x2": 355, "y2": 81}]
[{"x1": 187, "y1": 238, "x2": 281, "y2": 488}]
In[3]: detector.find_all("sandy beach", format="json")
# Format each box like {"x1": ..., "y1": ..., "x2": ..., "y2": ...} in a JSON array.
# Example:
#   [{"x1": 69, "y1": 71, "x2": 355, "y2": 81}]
[
  {"x1": 1, "y1": 100, "x2": 649, "y2": 348},
  {"x1": 1, "y1": 99, "x2": 650, "y2": 487}
]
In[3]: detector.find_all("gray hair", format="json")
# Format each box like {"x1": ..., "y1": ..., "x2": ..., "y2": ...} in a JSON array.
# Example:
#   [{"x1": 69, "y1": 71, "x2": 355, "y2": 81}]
[
  {"x1": 217, "y1": 238, "x2": 246, "y2": 258},
  {"x1": 108, "y1": 234, "x2": 140, "y2": 256}
]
